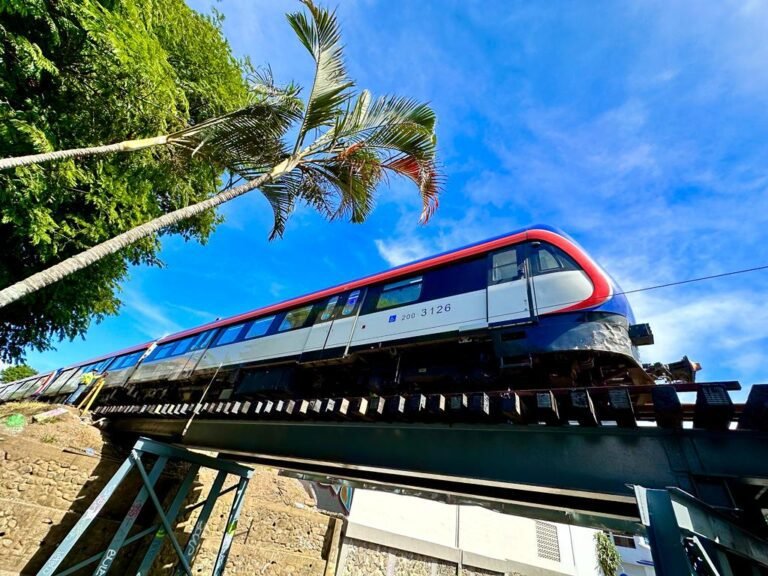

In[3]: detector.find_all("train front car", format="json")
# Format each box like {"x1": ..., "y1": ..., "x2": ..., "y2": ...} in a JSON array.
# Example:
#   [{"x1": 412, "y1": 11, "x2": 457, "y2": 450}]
[
  {"x1": 331, "y1": 225, "x2": 652, "y2": 394},
  {"x1": 486, "y1": 227, "x2": 651, "y2": 388}
]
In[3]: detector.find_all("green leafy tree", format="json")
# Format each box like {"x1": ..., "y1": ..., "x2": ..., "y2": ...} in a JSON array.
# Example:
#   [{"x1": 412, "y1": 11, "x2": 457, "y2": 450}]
[
  {"x1": 1, "y1": 364, "x2": 37, "y2": 383},
  {"x1": 595, "y1": 532, "x2": 622, "y2": 576},
  {"x1": 0, "y1": 0, "x2": 250, "y2": 362},
  {"x1": 0, "y1": 2, "x2": 440, "y2": 318}
]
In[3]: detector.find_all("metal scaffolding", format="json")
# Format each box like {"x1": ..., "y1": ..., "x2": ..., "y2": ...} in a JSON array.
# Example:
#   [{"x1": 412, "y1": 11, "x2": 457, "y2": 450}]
[{"x1": 38, "y1": 437, "x2": 252, "y2": 576}]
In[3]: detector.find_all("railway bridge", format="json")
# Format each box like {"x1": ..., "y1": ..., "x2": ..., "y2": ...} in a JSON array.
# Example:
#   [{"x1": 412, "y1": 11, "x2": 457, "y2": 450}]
[{"x1": 85, "y1": 380, "x2": 768, "y2": 576}]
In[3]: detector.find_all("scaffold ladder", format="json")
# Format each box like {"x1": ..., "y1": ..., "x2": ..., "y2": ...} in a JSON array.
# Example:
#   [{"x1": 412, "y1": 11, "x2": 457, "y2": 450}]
[{"x1": 38, "y1": 437, "x2": 253, "y2": 576}]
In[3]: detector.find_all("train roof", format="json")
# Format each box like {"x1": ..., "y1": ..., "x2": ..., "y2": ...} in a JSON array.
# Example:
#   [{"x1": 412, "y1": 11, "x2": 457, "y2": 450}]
[
  {"x1": 58, "y1": 341, "x2": 155, "y2": 371},
  {"x1": 1, "y1": 370, "x2": 52, "y2": 388},
  {"x1": 158, "y1": 224, "x2": 591, "y2": 344}
]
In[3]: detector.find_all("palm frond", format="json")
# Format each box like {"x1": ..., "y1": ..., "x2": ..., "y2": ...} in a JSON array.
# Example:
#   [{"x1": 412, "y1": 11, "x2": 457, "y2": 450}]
[
  {"x1": 165, "y1": 77, "x2": 302, "y2": 179},
  {"x1": 331, "y1": 94, "x2": 436, "y2": 147},
  {"x1": 258, "y1": 170, "x2": 304, "y2": 239},
  {"x1": 304, "y1": 147, "x2": 383, "y2": 222},
  {"x1": 287, "y1": 0, "x2": 354, "y2": 149},
  {"x1": 310, "y1": 93, "x2": 441, "y2": 222},
  {"x1": 383, "y1": 155, "x2": 441, "y2": 222}
]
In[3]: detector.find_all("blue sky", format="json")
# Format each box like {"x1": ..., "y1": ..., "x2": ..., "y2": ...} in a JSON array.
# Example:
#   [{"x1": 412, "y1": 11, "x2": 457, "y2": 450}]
[{"x1": 24, "y1": 0, "x2": 768, "y2": 400}]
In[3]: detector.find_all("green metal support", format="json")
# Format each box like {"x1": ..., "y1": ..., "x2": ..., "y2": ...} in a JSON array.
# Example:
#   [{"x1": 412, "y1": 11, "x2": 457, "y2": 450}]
[
  {"x1": 114, "y1": 419, "x2": 768, "y2": 507},
  {"x1": 174, "y1": 471, "x2": 227, "y2": 575},
  {"x1": 39, "y1": 437, "x2": 253, "y2": 576},
  {"x1": 93, "y1": 456, "x2": 168, "y2": 575},
  {"x1": 56, "y1": 525, "x2": 161, "y2": 576},
  {"x1": 636, "y1": 486, "x2": 768, "y2": 575},
  {"x1": 212, "y1": 476, "x2": 249, "y2": 576},
  {"x1": 132, "y1": 455, "x2": 198, "y2": 576},
  {"x1": 38, "y1": 456, "x2": 136, "y2": 576},
  {"x1": 110, "y1": 407, "x2": 768, "y2": 568},
  {"x1": 636, "y1": 487, "x2": 692, "y2": 575}
]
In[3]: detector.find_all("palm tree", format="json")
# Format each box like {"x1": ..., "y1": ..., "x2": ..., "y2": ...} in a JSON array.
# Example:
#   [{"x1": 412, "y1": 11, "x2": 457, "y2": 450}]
[
  {"x1": 0, "y1": 79, "x2": 300, "y2": 172},
  {"x1": 0, "y1": 0, "x2": 439, "y2": 310}
]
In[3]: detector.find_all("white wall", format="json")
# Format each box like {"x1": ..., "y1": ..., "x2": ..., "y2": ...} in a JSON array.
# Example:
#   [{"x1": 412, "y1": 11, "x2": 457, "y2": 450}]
[
  {"x1": 348, "y1": 490, "x2": 457, "y2": 547},
  {"x1": 348, "y1": 489, "x2": 604, "y2": 575}
]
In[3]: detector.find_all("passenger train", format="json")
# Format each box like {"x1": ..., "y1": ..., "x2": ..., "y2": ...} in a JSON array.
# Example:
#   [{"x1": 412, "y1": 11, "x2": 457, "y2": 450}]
[{"x1": 1, "y1": 226, "x2": 659, "y2": 411}]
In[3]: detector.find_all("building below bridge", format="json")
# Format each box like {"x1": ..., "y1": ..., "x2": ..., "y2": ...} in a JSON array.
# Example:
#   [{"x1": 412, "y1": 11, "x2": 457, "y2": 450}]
[{"x1": 320, "y1": 488, "x2": 655, "y2": 576}]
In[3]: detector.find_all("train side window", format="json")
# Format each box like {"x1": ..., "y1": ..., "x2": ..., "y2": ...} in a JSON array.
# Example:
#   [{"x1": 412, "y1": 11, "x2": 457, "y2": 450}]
[
  {"x1": 128, "y1": 351, "x2": 146, "y2": 367},
  {"x1": 112, "y1": 354, "x2": 131, "y2": 370},
  {"x1": 125, "y1": 351, "x2": 145, "y2": 367},
  {"x1": 375, "y1": 276, "x2": 423, "y2": 310},
  {"x1": 278, "y1": 305, "x2": 314, "y2": 332},
  {"x1": 147, "y1": 344, "x2": 167, "y2": 361},
  {"x1": 318, "y1": 296, "x2": 340, "y2": 322},
  {"x1": 244, "y1": 315, "x2": 275, "y2": 339},
  {"x1": 190, "y1": 329, "x2": 217, "y2": 351},
  {"x1": 153, "y1": 342, "x2": 177, "y2": 360},
  {"x1": 50, "y1": 368, "x2": 75, "y2": 388},
  {"x1": 341, "y1": 290, "x2": 362, "y2": 316},
  {"x1": 172, "y1": 336, "x2": 196, "y2": 356},
  {"x1": 491, "y1": 249, "x2": 522, "y2": 283},
  {"x1": 215, "y1": 323, "x2": 246, "y2": 346},
  {"x1": 528, "y1": 243, "x2": 579, "y2": 276},
  {"x1": 82, "y1": 360, "x2": 105, "y2": 373},
  {"x1": 96, "y1": 359, "x2": 112, "y2": 371}
]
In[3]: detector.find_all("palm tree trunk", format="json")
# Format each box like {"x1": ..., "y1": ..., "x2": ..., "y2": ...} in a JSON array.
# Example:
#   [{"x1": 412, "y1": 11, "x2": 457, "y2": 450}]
[
  {"x1": 0, "y1": 157, "x2": 297, "y2": 309},
  {"x1": 0, "y1": 135, "x2": 169, "y2": 171}
]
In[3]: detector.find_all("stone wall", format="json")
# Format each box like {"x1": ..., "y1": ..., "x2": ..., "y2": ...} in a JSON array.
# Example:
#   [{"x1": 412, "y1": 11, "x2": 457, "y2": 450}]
[
  {"x1": 338, "y1": 539, "x2": 457, "y2": 576},
  {"x1": 0, "y1": 404, "x2": 339, "y2": 575},
  {"x1": 0, "y1": 435, "x2": 147, "y2": 575},
  {"x1": 337, "y1": 538, "x2": 519, "y2": 576},
  {"x1": 154, "y1": 465, "x2": 337, "y2": 575}
]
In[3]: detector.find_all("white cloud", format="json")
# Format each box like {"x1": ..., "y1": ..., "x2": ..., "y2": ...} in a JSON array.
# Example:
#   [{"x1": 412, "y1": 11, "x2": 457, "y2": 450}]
[
  {"x1": 630, "y1": 290, "x2": 767, "y2": 360},
  {"x1": 269, "y1": 281, "x2": 286, "y2": 298},
  {"x1": 164, "y1": 303, "x2": 217, "y2": 323},
  {"x1": 121, "y1": 289, "x2": 182, "y2": 339},
  {"x1": 373, "y1": 204, "x2": 525, "y2": 267},
  {"x1": 374, "y1": 238, "x2": 432, "y2": 267}
]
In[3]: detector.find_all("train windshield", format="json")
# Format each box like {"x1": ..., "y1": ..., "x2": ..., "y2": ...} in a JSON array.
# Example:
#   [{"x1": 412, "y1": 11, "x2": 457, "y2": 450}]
[{"x1": 527, "y1": 243, "x2": 579, "y2": 276}]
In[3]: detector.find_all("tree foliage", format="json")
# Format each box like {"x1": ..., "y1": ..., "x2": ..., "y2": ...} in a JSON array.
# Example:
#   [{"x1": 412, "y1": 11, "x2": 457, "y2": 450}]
[
  {"x1": 595, "y1": 532, "x2": 622, "y2": 576},
  {"x1": 0, "y1": 0, "x2": 439, "y2": 318},
  {"x1": 0, "y1": 364, "x2": 37, "y2": 383},
  {"x1": 0, "y1": 0, "x2": 439, "y2": 359},
  {"x1": 0, "y1": 0, "x2": 249, "y2": 361}
]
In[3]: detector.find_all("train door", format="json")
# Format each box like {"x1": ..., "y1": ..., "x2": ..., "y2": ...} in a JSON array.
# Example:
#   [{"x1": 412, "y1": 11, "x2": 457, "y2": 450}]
[
  {"x1": 486, "y1": 245, "x2": 534, "y2": 325},
  {"x1": 303, "y1": 296, "x2": 342, "y2": 353},
  {"x1": 324, "y1": 289, "x2": 366, "y2": 354},
  {"x1": 172, "y1": 330, "x2": 218, "y2": 381}
]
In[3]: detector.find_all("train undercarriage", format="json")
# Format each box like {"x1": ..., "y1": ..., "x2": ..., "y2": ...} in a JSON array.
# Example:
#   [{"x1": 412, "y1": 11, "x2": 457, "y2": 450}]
[{"x1": 101, "y1": 325, "x2": 660, "y2": 418}]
